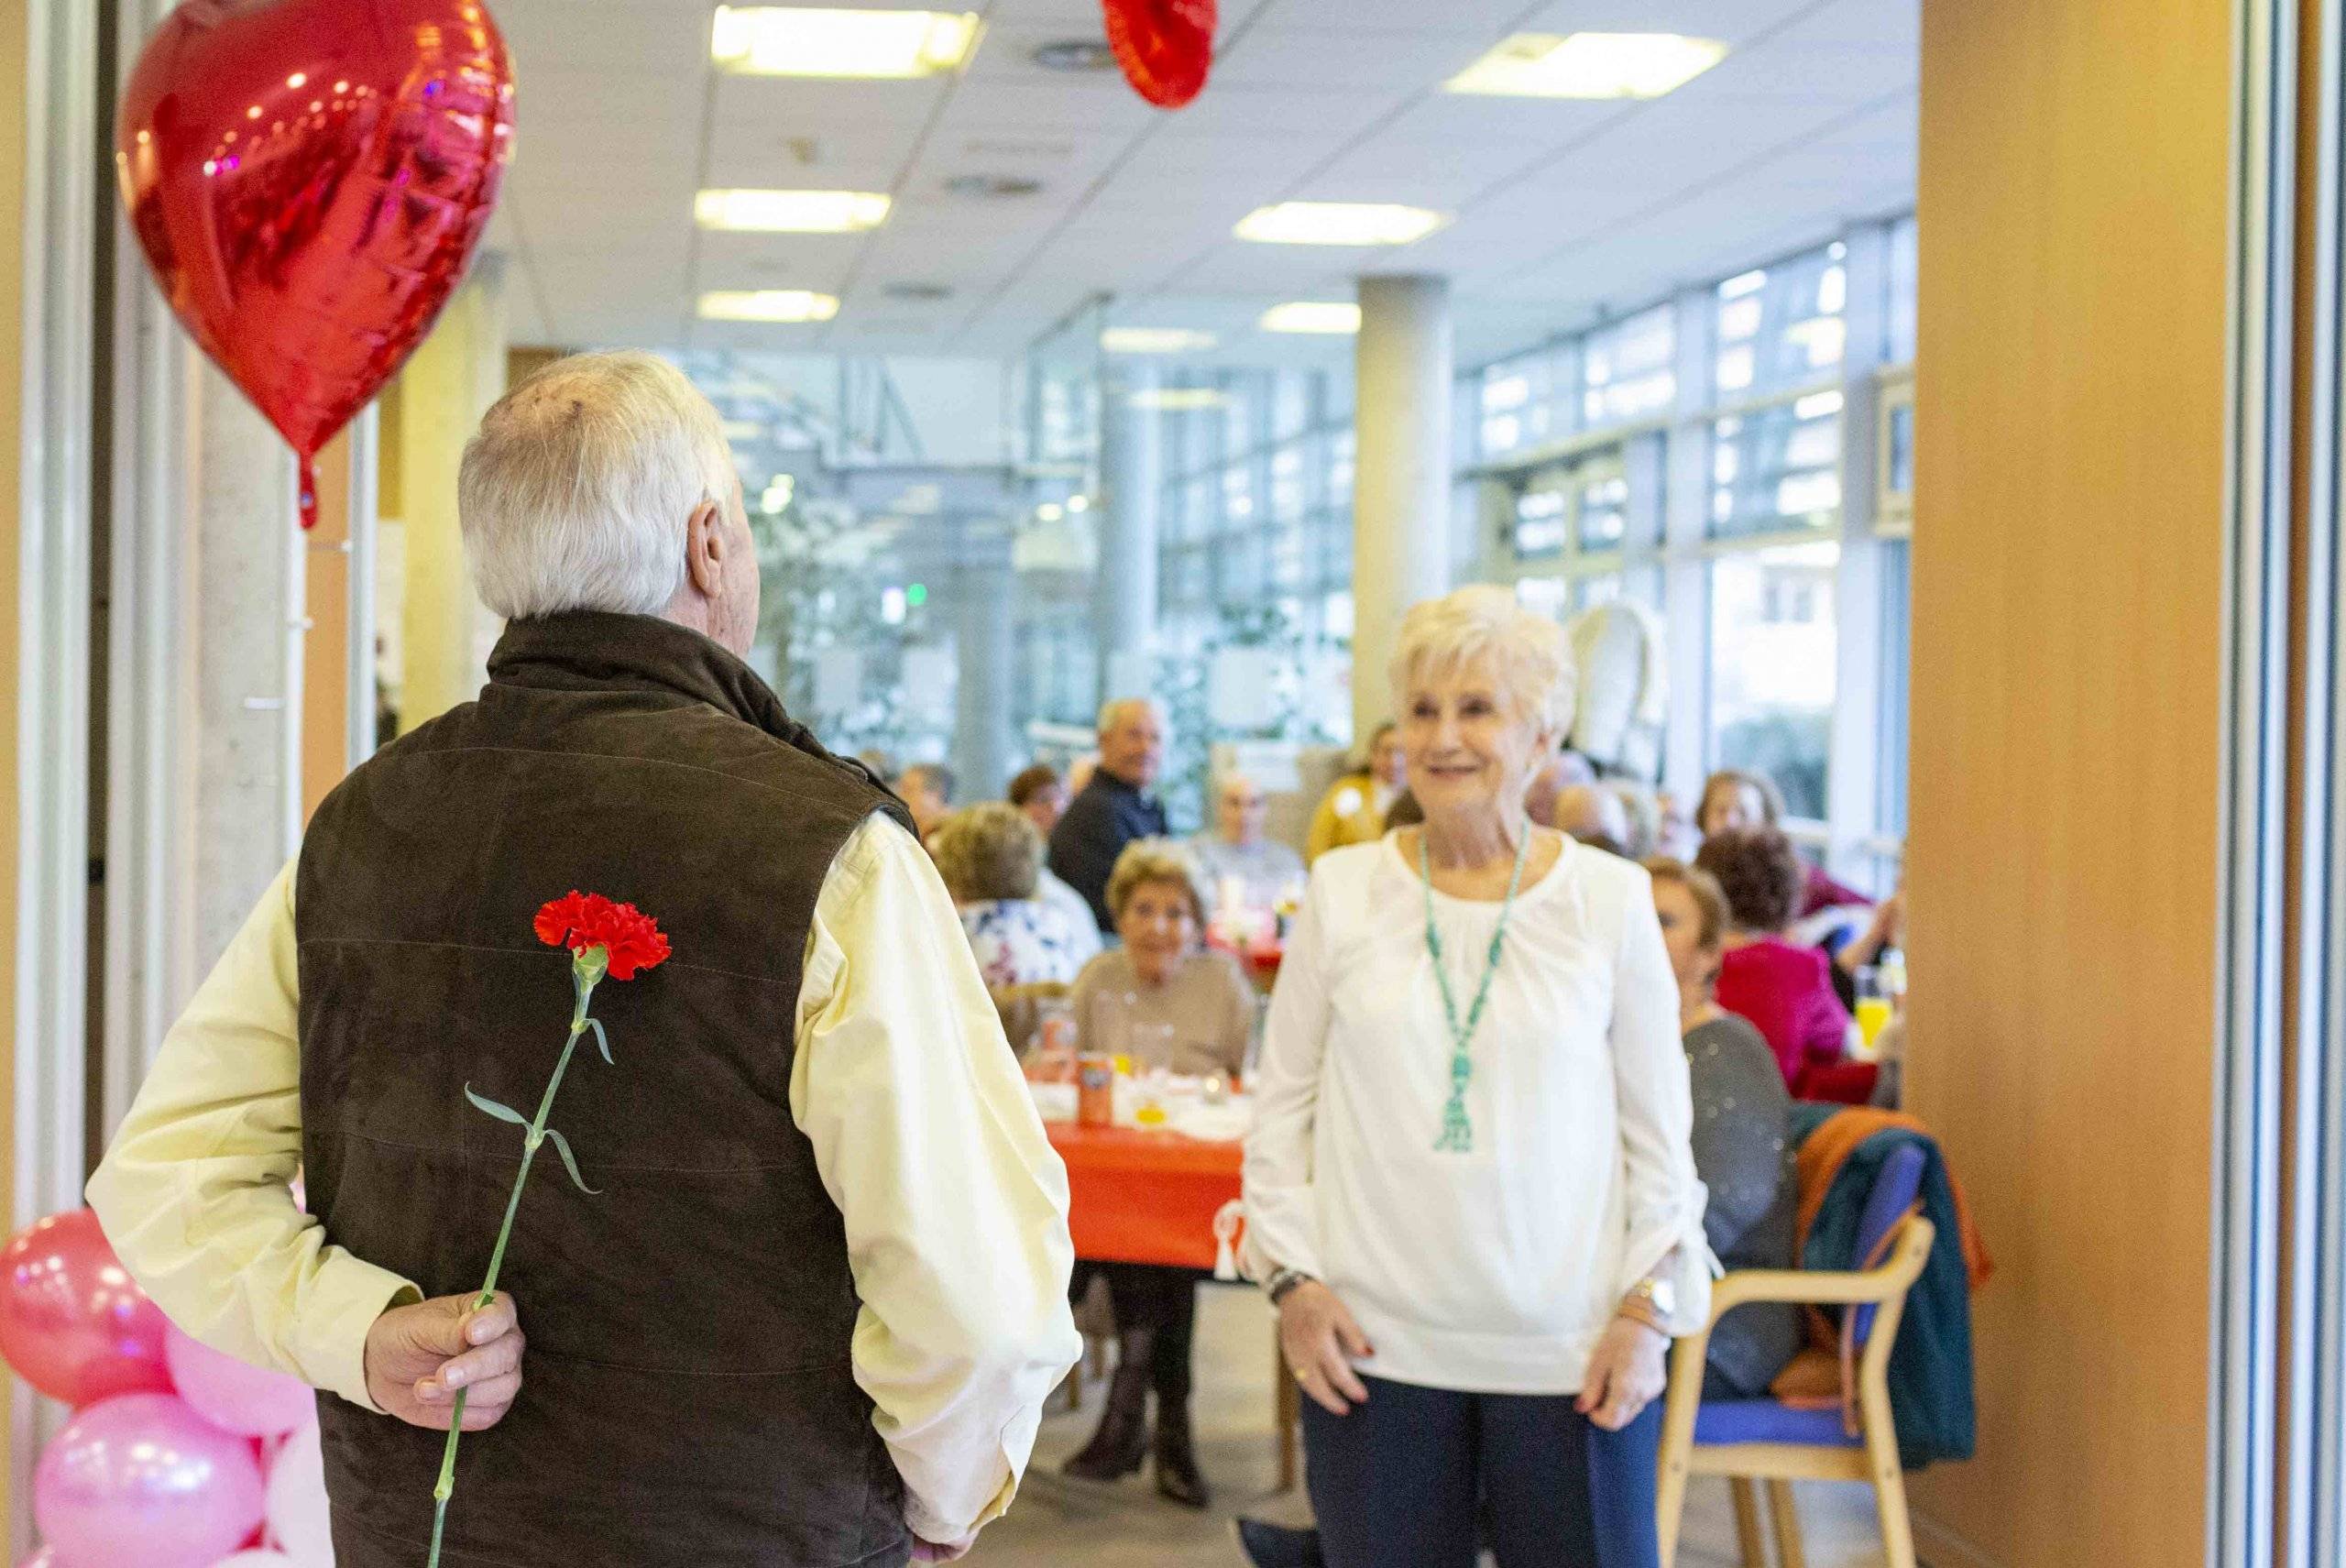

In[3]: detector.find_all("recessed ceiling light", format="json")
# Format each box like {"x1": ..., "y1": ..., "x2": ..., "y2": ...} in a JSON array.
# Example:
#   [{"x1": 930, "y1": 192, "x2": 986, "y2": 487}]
[
  {"x1": 882, "y1": 280, "x2": 955, "y2": 302},
  {"x1": 1261, "y1": 301, "x2": 1362, "y2": 334},
  {"x1": 710, "y1": 6, "x2": 981, "y2": 79},
  {"x1": 1130, "y1": 388, "x2": 1229, "y2": 411},
  {"x1": 1032, "y1": 38, "x2": 1116, "y2": 71},
  {"x1": 944, "y1": 172, "x2": 1045, "y2": 199},
  {"x1": 1101, "y1": 327, "x2": 1217, "y2": 353},
  {"x1": 1234, "y1": 203, "x2": 1448, "y2": 247},
  {"x1": 1445, "y1": 32, "x2": 1727, "y2": 99},
  {"x1": 695, "y1": 188, "x2": 892, "y2": 233},
  {"x1": 698, "y1": 290, "x2": 841, "y2": 323}
]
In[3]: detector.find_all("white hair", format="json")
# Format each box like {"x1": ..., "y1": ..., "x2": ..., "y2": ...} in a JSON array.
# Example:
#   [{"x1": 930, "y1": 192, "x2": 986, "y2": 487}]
[
  {"x1": 1389, "y1": 585, "x2": 1576, "y2": 737},
  {"x1": 1097, "y1": 696, "x2": 1167, "y2": 735},
  {"x1": 458, "y1": 350, "x2": 738, "y2": 621}
]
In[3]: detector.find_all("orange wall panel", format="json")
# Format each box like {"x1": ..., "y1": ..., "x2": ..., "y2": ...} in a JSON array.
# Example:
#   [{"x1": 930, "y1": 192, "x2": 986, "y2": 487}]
[{"x1": 1908, "y1": 0, "x2": 2231, "y2": 1563}]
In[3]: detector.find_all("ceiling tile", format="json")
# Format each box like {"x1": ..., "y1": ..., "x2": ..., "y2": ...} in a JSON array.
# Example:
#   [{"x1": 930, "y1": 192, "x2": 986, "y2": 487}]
[{"x1": 1214, "y1": 27, "x2": 1488, "y2": 90}]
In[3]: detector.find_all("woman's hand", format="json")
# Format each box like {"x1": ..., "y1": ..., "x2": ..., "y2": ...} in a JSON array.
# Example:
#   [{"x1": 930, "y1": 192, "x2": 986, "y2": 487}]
[
  {"x1": 1277, "y1": 1279, "x2": 1374, "y2": 1416},
  {"x1": 1576, "y1": 1314, "x2": 1669, "y2": 1431}
]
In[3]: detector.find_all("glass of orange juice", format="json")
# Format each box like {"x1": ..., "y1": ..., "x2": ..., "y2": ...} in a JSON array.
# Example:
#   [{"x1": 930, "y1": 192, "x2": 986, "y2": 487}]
[{"x1": 1853, "y1": 967, "x2": 1892, "y2": 1057}]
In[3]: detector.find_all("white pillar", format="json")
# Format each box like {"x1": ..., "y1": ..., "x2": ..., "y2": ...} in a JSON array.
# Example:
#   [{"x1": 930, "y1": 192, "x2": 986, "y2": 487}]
[
  {"x1": 1095, "y1": 362, "x2": 1159, "y2": 704},
  {"x1": 954, "y1": 536, "x2": 1015, "y2": 799},
  {"x1": 192, "y1": 361, "x2": 302, "y2": 970},
  {"x1": 1353, "y1": 276, "x2": 1453, "y2": 742}
]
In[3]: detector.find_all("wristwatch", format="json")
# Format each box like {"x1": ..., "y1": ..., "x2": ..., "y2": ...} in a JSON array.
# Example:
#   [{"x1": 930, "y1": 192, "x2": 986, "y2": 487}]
[
  {"x1": 1265, "y1": 1266, "x2": 1316, "y2": 1307},
  {"x1": 1619, "y1": 1275, "x2": 1675, "y2": 1327}
]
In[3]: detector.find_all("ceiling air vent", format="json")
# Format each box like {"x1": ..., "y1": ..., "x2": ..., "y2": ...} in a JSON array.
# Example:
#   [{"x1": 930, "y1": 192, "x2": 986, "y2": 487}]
[
  {"x1": 944, "y1": 172, "x2": 1045, "y2": 199},
  {"x1": 1031, "y1": 38, "x2": 1116, "y2": 72}
]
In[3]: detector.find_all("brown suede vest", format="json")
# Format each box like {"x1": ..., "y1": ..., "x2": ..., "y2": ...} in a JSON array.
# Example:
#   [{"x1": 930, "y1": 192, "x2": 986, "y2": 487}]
[{"x1": 297, "y1": 612, "x2": 915, "y2": 1568}]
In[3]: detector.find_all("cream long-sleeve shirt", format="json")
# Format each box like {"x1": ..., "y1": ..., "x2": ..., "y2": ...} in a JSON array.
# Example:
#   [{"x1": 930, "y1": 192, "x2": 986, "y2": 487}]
[{"x1": 88, "y1": 813, "x2": 1080, "y2": 1547}]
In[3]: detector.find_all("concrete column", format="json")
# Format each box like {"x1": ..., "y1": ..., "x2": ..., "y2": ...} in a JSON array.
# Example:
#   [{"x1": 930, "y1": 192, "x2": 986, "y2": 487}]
[
  {"x1": 391, "y1": 258, "x2": 508, "y2": 730},
  {"x1": 953, "y1": 532, "x2": 1015, "y2": 800},
  {"x1": 192, "y1": 361, "x2": 301, "y2": 969},
  {"x1": 1352, "y1": 276, "x2": 1453, "y2": 742},
  {"x1": 1094, "y1": 361, "x2": 1159, "y2": 704}
]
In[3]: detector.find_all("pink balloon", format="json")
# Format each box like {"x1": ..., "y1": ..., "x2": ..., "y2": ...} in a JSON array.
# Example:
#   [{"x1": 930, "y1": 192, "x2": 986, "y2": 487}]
[
  {"x1": 0, "y1": 1209, "x2": 172, "y2": 1407},
  {"x1": 165, "y1": 1323, "x2": 314, "y2": 1438},
  {"x1": 34, "y1": 1393, "x2": 266, "y2": 1568},
  {"x1": 213, "y1": 1555, "x2": 296, "y2": 1567}
]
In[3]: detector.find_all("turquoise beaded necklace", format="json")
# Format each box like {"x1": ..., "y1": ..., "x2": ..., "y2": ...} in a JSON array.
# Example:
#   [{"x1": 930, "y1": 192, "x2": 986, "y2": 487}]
[{"x1": 1420, "y1": 825, "x2": 1533, "y2": 1154}]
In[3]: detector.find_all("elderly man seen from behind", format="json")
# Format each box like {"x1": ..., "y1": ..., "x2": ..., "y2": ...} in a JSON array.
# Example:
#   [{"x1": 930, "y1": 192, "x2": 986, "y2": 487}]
[
  {"x1": 1048, "y1": 698, "x2": 1170, "y2": 934},
  {"x1": 88, "y1": 351, "x2": 1079, "y2": 1568},
  {"x1": 1191, "y1": 773, "x2": 1306, "y2": 916}
]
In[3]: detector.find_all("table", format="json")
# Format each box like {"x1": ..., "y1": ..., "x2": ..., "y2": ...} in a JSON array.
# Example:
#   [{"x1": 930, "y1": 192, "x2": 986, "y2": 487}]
[
  {"x1": 1044, "y1": 1121, "x2": 1300, "y2": 1488},
  {"x1": 1046, "y1": 1122, "x2": 1243, "y2": 1270}
]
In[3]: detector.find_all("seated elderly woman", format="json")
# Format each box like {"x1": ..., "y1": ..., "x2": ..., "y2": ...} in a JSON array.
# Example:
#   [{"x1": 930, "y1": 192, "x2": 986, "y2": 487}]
[
  {"x1": 1644, "y1": 857, "x2": 1803, "y2": 1398},
  {"x1": 1245, "y1": 586, "x2": 1709, "y2": 1568},
  {"x1": 928, "y1": 802, "x2": 1089, "y2": 990},
  {"x1": 1696, "y1": 768, "x2": 1871, "y2": 919},
  {"x1": 1695, "y1": 827, "x2": 1876, "y2": 1102},
  {"x1": 1063, "y1": 839, "x2": 1255, "y2": 1507}
]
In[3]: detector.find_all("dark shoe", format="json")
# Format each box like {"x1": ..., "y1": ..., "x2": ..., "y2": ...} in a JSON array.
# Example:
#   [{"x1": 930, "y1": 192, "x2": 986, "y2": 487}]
[
  {"x1": 1152, "y1": 1403, "x2": 1211, "y2": 1509},
  {"x1": 1232, "y1": 1519, "x2": 1326, "y2": 1568},
  {"x1": 1063, "y1": 1335, "x2": 1152, "y2": 1481}
]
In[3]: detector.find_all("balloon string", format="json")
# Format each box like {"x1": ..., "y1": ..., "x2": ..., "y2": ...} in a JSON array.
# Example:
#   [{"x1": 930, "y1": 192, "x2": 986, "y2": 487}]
[{"x1": 297, "y1": 454, "x2": 318, "y2": 531}]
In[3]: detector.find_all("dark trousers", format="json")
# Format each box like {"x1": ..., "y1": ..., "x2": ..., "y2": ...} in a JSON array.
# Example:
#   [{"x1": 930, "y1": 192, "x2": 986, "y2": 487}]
[
  {"x1": 1300, "y1": 1375, "x2": 1663, "y2": 1568},
  {"x1": 1097, "y1": 1262, "x2": 1199, "y2": 1400}
]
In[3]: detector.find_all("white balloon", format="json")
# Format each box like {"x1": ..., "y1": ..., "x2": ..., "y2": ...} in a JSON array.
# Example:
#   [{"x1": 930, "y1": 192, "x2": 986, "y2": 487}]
[{"x1": 263, "y1": 1423, "x2": 334, "y2": 1568}]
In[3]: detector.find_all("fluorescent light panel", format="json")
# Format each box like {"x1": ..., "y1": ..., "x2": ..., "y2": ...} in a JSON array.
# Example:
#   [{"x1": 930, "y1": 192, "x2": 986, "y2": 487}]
[
  {"x1": 1261, "y1": 301, "x2": 1362, "y2": 334},
  {"x1": 710, "y1": 6, "x2": 981, "y2": 78},
  {"x1": 695, "y1": 188, "x2": 892, "y2": 233},
  {"x1": 1234, "y1": 203, "x2": 1447, "y2": 247},
  {"x1": 1446, "y1": 32, "x2": 1727, "y2": 99},
  {"x1": 1100, "y1": 327, "x2": 1217, "y2": 353},
  {"x1": 1130, "y1": 389, "x2": 1229, "y2": 411},
  {"x1": 699, "y1": 290, "x2": 841, "y2": 323}
]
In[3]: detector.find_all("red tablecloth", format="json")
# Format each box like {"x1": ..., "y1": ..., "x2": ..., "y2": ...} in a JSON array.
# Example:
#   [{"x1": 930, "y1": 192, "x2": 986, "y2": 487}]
[{"x1": 1047, "y1": 1122, "x2": 1243, "y2": 1271}]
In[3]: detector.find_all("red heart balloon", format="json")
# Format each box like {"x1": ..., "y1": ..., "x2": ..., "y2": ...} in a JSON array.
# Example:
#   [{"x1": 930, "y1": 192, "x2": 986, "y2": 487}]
[
  {"x1": 116, "y1": 0, "x2": 515, "y2": 526},
  {"x1": 1102, "y1": 0, "x2": 1216, "y2": 109}
]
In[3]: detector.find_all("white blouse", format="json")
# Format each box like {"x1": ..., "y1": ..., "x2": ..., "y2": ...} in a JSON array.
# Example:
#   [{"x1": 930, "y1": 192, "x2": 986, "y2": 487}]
[{"x1": 1243, "y1": 832, "x2": 1711, "y2": 1397}]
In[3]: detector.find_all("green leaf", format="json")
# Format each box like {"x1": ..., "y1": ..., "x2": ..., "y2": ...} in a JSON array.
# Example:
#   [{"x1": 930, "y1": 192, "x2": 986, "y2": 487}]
[
  {"x1": 464, "y1": 1086, "x2": 528, "y2": 1127},
  {"x1": 544, "y1": 1127, "x2": 600, "y2": 1195},
  {"x1": 586, "y1": 1017, "x2": 612, "y2": 1066}
]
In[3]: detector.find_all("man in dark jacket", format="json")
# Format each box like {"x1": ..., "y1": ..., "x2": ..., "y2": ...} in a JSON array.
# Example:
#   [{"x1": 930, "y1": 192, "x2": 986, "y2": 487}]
[
  {"x1": 89, "y1": 351, "x2": 1079, "y2": 1568},
  {"x1": 1048, "y1": 696, "x2": 1169, "y2": 932}
]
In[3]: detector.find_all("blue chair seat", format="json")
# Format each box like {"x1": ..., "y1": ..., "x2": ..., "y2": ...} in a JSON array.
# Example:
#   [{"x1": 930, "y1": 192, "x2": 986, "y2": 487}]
[{"x1": 1694, "y1": 1398, "x2": 1863, "y2": 1448}]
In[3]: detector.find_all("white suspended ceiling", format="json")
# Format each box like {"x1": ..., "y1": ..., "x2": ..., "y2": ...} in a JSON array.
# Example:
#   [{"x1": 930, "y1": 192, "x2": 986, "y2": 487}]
[{"x1": 482, "y1": 0, "x2": 1917, "y2": 367}]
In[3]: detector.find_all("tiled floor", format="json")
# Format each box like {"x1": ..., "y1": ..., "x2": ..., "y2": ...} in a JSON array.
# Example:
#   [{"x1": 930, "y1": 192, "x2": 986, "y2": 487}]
[{"x1": 971, "y1": 1285, "x2": 1891, "y2": 1567}]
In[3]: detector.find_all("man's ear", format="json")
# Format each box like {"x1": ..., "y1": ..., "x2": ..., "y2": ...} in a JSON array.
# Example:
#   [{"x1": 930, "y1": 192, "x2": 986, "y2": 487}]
[{"x1": 683, "y1": 499, "x2": 724, "y2": 598}]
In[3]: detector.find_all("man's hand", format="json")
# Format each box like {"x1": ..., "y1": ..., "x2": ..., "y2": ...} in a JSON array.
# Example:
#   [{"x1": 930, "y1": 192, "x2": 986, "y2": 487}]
[
  {"x1": 364, "y1": 1291, "x2": 524, "y2": 1431},
  {"x1": 911, "y1": 1532, "x2": 975, "y2": 1562}
]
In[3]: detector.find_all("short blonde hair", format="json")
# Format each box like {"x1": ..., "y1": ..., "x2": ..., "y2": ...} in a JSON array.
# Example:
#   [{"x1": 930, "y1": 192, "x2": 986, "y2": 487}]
[
  {"x1": 1389, "y1": 586, "x2": 1574, "y2": 737},
  {"x1": 1105, "y1": 839, "x2": 1211, "y2": 928},
  {"x1": 928, "y1": 804, "x2": 1044, "y2": 904},
  {"x1": 1644, "y1": 856, "x2": 1730, "y2": 951}
]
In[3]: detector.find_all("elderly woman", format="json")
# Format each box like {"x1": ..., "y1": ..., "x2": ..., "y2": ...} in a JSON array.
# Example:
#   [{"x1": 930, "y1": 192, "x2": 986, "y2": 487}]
[
  {"x1": 1696, "y1": 768, "x2": 1870, "y2": 918},
  {"x1": 1245, "y1": 586, "x2": 1708, "y2": 1568},
  {"x1": 1645, "y1": 858, "x2": 1803, "y2": 1398},
  {"x1": 928, "y1": 802, "x2": 1089, "y2": 989},
  {"x1": 1062, "y1": 840, "x2": 1255, "y2": 1506},
  {"x1": 1696, "y1": 827, "x2": 1875, "y2": 1103}
]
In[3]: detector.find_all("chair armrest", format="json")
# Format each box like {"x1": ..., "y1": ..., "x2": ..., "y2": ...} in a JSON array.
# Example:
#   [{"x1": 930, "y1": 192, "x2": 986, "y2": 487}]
[{"x1": 1701, "y1": 1216, "x2": 1937, "y2": 1325}]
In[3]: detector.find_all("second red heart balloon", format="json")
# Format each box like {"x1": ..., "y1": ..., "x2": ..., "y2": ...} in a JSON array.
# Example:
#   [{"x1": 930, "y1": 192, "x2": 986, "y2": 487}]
[
  {"x1": 1102, "y1": 0, "x2": 1217, "y2": 109},
  {"x1": 115, "y1": 0, "x2": 516, "y2": 527}
]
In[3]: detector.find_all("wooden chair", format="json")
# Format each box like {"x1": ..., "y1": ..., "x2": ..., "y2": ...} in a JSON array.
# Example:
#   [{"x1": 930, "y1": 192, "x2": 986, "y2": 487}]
[{"x1": 1656, "y1": 1144, "x2": 1937, "y2": 1568}]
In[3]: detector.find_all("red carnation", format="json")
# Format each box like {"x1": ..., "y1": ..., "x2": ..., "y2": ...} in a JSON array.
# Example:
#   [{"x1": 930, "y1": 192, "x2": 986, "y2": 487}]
[{"x1": 534, "y1": 890, "x2": 672, "y2": 981}]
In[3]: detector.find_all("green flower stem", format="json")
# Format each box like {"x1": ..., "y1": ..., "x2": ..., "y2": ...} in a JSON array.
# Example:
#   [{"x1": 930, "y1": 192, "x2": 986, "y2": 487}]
[{"x1": 426, "y1": 958, "x2": 603, "y2": 1567}]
